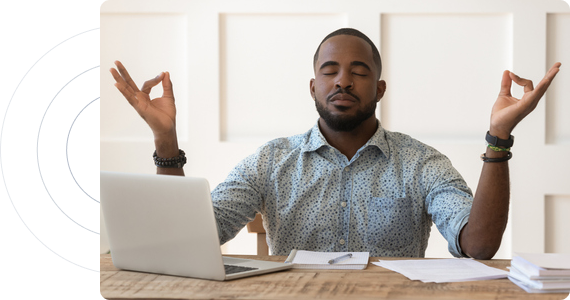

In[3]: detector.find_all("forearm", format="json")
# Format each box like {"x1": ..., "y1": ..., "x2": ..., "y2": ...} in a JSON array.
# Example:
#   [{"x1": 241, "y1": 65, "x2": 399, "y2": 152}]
[
  {"x1": 459, "y1": 63, "x2": 560, "y2": 259},
  {"x1": 154, "y1": 129, "x2": 185, "y2": 176},
  {"x1": 460, "y1": 139, "x2": 510, "y2": 259}
]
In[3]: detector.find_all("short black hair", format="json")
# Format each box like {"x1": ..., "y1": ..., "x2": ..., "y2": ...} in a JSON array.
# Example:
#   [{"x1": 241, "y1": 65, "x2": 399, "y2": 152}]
[{"x1": 313, "y1": 28, "x2": 382, "y2": 79}]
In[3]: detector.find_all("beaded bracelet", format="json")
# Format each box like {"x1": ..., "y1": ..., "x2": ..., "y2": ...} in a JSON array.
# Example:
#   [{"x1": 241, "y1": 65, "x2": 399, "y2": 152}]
[
  {"x1": 153, "y1": 149, "x2": 187, "y2": 168},
  {"x1": 480, "y1": 151, "x2": 512, "y2": 163},
  {"x1": 487, "y1": 144, "x2": 511, "y2": 152}
]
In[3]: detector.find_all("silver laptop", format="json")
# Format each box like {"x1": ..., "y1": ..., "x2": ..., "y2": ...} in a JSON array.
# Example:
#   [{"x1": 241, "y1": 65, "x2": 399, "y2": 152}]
[{"x1": 100, "y1": 171, "x2": 292, "y2": 280}]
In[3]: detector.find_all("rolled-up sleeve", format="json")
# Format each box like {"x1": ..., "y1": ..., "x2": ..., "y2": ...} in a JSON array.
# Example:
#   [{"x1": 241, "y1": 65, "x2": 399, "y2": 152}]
[{"x1": 423, "y1": 153, "x2": 473, "y2": 258}]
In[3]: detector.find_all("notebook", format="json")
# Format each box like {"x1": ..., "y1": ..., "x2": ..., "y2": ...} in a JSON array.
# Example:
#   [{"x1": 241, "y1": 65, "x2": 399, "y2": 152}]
[
  {"x1": 284, "y1": 249, "x2": 369, "y2": 269},
  {"x1": 100, "y1": 171, "x2": 292, "y2": 281},
  {"x1": 508, "y1": 253, "x2": 570, "y2": 293}
]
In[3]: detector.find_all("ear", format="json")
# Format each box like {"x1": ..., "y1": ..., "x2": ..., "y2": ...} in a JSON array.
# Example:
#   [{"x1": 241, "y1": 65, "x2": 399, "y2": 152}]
[
  {"x1": 376, "y1": 80, "x2": 386, "y2": 102},
  {"x1": 310, "y1": 78, "x2": 316, "y2": 100}
]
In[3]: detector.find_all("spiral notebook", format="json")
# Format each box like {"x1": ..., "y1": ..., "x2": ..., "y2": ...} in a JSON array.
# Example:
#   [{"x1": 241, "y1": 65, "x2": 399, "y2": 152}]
[{"x1": 284, "y1": 250, "x2": 369, "y2": 269}]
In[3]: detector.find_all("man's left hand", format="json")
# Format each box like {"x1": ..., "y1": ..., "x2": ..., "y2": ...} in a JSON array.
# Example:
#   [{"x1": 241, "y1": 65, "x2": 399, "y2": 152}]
[{"x1": 490, "y1": 62, "x2": 561, "y2": 139}]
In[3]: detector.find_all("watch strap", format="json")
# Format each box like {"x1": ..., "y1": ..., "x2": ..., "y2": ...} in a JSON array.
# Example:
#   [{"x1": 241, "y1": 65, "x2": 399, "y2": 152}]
[{"x1": 485, "y1": 131, "x2": 514, "y2": 148}]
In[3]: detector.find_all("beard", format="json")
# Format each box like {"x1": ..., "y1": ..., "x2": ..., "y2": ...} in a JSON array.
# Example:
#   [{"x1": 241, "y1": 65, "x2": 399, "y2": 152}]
[{"x1": 315, "y1": 92, "x2": 378, "y2": 132}]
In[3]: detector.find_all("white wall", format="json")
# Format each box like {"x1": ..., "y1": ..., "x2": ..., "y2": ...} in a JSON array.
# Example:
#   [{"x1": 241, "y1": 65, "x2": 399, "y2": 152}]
[{"x1": 101, "y1": 0, "x2": 570, "y2": 258}]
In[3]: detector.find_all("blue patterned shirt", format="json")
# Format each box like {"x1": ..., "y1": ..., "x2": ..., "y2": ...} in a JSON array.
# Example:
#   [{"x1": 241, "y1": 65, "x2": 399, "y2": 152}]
[{"x1": 212, "y1": 122, "x2": 473, "y2": 257}]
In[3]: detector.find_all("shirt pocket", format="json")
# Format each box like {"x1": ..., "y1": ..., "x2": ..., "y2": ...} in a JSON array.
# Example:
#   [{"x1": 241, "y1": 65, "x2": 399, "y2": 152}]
[{"x1": 367, "y1": 197, "x2": 415, "y2": 251}]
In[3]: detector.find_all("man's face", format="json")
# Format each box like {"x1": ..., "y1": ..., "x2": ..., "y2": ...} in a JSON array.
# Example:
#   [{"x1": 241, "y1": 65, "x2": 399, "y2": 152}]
[{"x1": 310, "y1": 35, "x2": 386, "y2": 132}]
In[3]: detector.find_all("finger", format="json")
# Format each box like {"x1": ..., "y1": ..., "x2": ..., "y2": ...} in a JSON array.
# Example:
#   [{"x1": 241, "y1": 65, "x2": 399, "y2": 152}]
[
  {"x1": 110, "y1": 67, "x2": 137, "y2": 96},
  {"x1": 499, "y1": 70, "x2": 512, "y2": 97},
  {"x1": 109, "y1": 67, "x2": 124, "y2": 84},
  {"x1": 162, "y1": 71, "x2": 174, "y2": 99},
  {"x1": 550, "y1": 61, "x2": 562, "y2": 70},
  {"x1": 110, "y1": 65, "x2": 154, "y2": 118},
  {"x1": 114, "y1": 60, "x2": 141, "y2": 93},
  {"x1": 532, "y1": 62, "x2": 561, "y2": 96},
  {"x1": 141, "y1": 72, "x2": 165, "y2": 94},
  {"x1": 509, "y1": 71, "x2": 534, "y2": 93},
  {"x1": 113, "y1": 81, "x2": 139, "y2": 107},
  {"x1": 110, "y1": 66, "x2": 143, "y2": 107}
]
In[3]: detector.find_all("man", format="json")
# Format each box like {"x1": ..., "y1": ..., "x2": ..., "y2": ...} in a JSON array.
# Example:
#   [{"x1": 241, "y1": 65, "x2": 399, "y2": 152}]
[{"x1": 110, "y1": 28, "x2": 561, "y2": 259}]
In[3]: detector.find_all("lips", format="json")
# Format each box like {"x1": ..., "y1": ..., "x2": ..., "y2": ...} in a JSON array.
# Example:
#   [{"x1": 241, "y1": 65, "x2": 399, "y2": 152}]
[
  {"x1": 330, "y1": 93, "x2": 356, "y2": 101},
  {"x1": 328, "y1": 93, "x2": 358, "y2": 107}
]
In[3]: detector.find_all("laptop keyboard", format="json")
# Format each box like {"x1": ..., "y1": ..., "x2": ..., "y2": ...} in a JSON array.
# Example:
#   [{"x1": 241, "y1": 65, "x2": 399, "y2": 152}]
[{"x1": 224, "y1": 264, "x2": 259, "y2": 275}]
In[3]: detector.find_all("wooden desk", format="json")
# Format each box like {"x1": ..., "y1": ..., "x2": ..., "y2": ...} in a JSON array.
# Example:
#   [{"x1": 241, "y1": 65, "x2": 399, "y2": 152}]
[{"x1": 101, "y1": 254, "x2": 568, "y2": 300}]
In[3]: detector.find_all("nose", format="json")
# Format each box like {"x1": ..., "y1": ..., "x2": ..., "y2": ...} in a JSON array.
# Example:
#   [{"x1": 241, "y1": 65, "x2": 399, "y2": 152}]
[{"x1": 335, "y1": 70, "x2": 353, "y2": 90}]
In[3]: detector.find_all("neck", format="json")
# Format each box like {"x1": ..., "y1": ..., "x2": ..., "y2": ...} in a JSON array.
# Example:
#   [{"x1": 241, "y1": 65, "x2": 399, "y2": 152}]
[{"x1": 318, "y1": 117, "x2": 378, "y2": 161}]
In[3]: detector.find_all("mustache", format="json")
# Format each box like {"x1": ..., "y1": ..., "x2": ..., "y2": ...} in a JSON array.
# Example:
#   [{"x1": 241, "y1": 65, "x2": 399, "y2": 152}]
[{"x1": 326, "y1": 88, "x2": 360, "y2": 102}]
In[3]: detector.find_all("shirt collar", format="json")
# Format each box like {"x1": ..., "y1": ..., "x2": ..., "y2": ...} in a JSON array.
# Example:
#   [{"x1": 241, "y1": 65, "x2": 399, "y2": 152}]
[
  {"x1": 366, "y1": 123, "x2": 391, "y2": 159},
  {"x1": 301, "y1": 120, "x2": 391, "y2": 158},
  {"x1": 301, "y1": 122, "x2": 329, "y2": 153}
]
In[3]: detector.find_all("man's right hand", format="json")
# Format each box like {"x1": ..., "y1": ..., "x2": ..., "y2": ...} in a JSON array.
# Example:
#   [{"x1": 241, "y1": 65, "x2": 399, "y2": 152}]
[
  {"x1": 110, "y1": 60, "x2": 184, "y2": 176},
  {"x1": 110, "y1": 60, "x2": 177, "y2": 142}
]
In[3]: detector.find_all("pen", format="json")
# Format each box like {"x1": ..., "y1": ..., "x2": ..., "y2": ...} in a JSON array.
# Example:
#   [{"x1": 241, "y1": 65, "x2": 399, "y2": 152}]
[
  {"x1": 284, "y1": 249, "x2": 298, "y2": 263},
  {"x1": 328, "y1": 253, "x2": 353, "y2": 264}
]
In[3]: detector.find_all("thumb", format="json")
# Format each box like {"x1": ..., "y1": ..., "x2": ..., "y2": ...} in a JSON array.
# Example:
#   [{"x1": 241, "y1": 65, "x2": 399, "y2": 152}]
[
  {"x1": 162, "y1": 71, "x2": 174, "y2": 99},
  {"x1": 140, "y1": 72, "x2": 164, "y2": 94}
]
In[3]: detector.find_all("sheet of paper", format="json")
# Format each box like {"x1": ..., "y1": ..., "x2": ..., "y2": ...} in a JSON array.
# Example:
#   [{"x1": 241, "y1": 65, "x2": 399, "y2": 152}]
[
  {"x1": 516, "y1": 253, "x2": 570, "y2": 270},
  {"x1": 292, "y1": 250, "x2": 369, "y2": 265},
  {"x1": 373, "y1": 259, "x2": 508, "y2": 283}
]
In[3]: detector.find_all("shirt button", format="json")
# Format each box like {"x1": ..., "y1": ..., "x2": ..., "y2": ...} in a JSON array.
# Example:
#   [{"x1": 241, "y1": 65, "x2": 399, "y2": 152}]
[
  {"x1": 344, "y1": 167, "x2": 350, "y2": 172},
  {"x1": 341, "y1": 201, "x2": 347, "y2": 207},
  {"x1": 339, "y1": 239, "x2": 345, "y2": 245}
]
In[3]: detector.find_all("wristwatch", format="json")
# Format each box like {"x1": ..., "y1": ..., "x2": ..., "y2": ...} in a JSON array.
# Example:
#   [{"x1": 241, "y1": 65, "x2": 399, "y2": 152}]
[{"x1": 485, "y1": 131, "x2": 514, "y2": 148}]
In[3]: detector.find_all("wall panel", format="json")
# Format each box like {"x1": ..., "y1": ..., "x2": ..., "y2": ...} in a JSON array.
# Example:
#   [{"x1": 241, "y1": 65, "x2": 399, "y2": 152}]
[
  {"x1": 545, "y1": 195, "x2": 570, "y2": 253},
  {"x1": 100, "y1": 13, "x2": 188, "y2": 142},
  {"x1": 380, "y1": 13, "x2": 511, "y2": 142},
  {"x1": 219, "y1": 14, "x2": 346, "y2": 142},
  {"x1": 546, "y1": 13, "x2": 570, "y2": 145}
]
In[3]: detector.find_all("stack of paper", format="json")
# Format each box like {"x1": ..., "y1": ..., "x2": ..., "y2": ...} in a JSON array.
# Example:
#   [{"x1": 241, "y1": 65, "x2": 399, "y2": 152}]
[
  {"x1": 509, "y1": 253, "x2": 570, "y2": 293},
  {"x1": 284, "y1": 250, "x2": 369, "y2": 269},
  {"x1": 373, "y1": 259, "x2": 508, "y2": 283}
]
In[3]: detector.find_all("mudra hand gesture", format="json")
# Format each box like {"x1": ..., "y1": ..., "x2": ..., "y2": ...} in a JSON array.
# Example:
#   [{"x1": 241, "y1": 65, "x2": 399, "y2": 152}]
[
  {"x1": 490, "y1": 62, "x2": 561, "y2": 139},
  {"x1": 109, "y1": 60, "x2": 177, "y2": 141}
]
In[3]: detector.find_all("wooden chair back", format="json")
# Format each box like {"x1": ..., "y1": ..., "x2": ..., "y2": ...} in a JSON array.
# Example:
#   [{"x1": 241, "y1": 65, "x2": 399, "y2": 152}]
[{"x1": 246, "y1": 213, "x2": 268, "y2": 255}]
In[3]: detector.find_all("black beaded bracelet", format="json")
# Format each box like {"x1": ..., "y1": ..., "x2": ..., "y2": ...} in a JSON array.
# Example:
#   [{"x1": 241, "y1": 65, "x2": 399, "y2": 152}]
[
  {"x1": 480, "y1": 151, "x2": 512, "y2": 163},
  {"x1": 153, "y1": 149, "x2": 187, "y2": 168}
]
